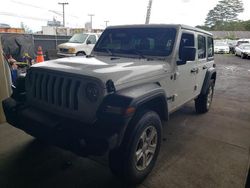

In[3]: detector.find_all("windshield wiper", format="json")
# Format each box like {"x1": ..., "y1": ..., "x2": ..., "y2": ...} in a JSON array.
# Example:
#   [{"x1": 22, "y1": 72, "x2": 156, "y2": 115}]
[{"x1": 130, "y1": 49, "x2": 146, "y2": 59}]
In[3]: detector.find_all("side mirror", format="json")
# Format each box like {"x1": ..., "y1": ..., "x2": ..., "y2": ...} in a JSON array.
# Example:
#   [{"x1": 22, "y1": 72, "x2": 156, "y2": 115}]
[
  {"x1": 86, "y1": 40, "x2": 91, "y2": 45},
  {"x1": 180, "y1": 47, "x2": 196, "y2": 62}
]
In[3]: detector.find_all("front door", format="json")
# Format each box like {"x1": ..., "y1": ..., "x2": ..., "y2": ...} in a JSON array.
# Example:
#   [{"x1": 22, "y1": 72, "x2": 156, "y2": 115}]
[
  {"x1": 85, "y1": 35, "x2": 97, "y2": 55},
  {"x1": 174, "y1": 31, "x2": 197, "y2": 108}
]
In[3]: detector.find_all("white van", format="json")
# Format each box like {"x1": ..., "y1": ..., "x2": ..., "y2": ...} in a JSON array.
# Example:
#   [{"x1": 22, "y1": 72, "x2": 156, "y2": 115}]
[{"x1": 57, "y1": 33, "x2": 101, "y2": 57}]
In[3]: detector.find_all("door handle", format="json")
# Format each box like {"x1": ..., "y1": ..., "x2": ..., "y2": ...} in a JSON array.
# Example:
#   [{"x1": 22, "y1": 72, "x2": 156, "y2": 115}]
[
  {"x1": 203, "y1": 65, "x2": 208, "y2": 70},
  {"x1": 191, "y1": 68, "x2": 198, "y2": 73}
]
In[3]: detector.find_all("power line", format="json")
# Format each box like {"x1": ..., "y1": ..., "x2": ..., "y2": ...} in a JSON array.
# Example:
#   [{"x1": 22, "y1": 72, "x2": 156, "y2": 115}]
[
  {"x1": 11, "y1": 0, "x2": 49, "y2": 11},
  {"x1": 0, "y1": 12, "x2": 49, "y2": 22},
  {"x1": 10, "y1": 0, "x2": 79, "y2": 19}
]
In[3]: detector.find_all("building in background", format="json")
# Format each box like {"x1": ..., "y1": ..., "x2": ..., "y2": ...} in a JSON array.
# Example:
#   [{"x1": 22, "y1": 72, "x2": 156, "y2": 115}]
[
  {"x1": 47, "y1": 18, "x2": 62, "y2": 27},
  {"x1": 0, "y1": 23, "x2": 24, "y2": 33}
]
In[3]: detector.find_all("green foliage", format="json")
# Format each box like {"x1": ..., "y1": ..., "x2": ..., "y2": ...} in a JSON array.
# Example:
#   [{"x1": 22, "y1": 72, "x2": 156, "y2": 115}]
[
  {"x1": 205, "y1": 0, "x2": 244, "y2": 27},
  {"x1": 196, "y1": 20, "x2": 250, "y2": 32}
]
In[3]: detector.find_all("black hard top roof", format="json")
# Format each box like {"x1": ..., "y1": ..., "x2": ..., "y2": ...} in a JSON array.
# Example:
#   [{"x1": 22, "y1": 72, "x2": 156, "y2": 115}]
[{"x1": 107, "y1": 24, "x2": 213, "y2": 36}]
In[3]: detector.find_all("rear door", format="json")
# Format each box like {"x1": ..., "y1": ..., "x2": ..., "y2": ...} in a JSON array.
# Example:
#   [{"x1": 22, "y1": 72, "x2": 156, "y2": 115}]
[{"x1": 195, "y1": 35, "x2": 214, "y2": 95}]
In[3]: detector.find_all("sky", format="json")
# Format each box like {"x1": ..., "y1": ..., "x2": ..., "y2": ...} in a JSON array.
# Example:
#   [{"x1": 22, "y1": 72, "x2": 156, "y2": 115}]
[{"x1": 0, "y1": 0, "x2": 250, "y2": 32}]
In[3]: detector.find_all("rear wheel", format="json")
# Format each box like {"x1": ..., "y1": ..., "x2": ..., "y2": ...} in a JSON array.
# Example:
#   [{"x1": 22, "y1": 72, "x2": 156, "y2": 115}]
[
  {"x1": 195, "y1": 79, "x2": 215, "y2": 113},
  {"x1": 109, "y1": 110, "x2": 162, "y2": 184}
]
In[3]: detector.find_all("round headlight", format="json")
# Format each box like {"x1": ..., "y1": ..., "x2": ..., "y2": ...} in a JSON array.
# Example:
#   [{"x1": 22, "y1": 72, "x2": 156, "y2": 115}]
[{"x1": 85, "y1": 83, "x2": 99, "y2": 102}]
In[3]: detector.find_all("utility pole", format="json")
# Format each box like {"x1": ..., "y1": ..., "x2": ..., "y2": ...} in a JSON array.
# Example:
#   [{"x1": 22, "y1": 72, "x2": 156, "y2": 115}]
[
  {"x1": 88, "y1": 14, "x2": 95, "y2": 31},
  {"x1": 104, "y1": 20, "x2": 109, "y2": 28},
  {"x1": 145, "y1": 0, "x2": 153, "y2": 24},
  {"x1": 58, "y1": 2, "x2": 69, "y2": 27}
]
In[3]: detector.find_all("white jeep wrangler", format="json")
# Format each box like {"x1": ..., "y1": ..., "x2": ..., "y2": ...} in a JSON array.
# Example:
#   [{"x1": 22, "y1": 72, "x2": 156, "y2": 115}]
[{"x1": 3, "y1": 24, "x2": 216, "y2": 184}]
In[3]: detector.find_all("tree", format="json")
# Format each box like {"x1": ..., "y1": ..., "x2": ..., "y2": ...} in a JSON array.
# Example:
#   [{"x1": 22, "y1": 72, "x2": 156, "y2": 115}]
[
  {"x1": 20, "y1": 22, "x2": 33, "y2": 34},
  {"x1": 205, "y1": 0, "x2": 244, "y2": 27}
]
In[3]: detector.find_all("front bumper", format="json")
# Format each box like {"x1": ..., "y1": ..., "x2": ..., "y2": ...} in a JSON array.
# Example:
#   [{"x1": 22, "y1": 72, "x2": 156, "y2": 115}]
[
  {"x1": 243, "y1": 52, "x2": 250, "y2": 57},
  {"x1": 2, "y1": 97, "x2": 127, "y2": 156},
  {"x1": 215, "y1": 49, "x2": 229, "y2": 54}
]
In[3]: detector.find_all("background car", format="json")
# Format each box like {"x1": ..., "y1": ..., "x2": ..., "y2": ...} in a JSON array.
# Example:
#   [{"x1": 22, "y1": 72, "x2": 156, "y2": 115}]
[
  {"x1": 57, "y1": 33, "x2": 101, "y2": 57},
  {"x1": 214, "y1": 41, "x2": 230, "y2": 54},
  {"x1": 235, "y1": 44, "x2": 250, "y2": 59}
]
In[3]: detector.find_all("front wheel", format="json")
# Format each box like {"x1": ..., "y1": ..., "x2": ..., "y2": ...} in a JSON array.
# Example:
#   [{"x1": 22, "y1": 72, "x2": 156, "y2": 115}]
[
  {"x1": 241, "y1": 53, "x2": 246, "y2": 59},
  {"x1": 76, "y1": 52, "x2": 86, "y2": 56},
  {"x1": 195, "y1": 79, "x2": 215, "y2": 113},
  {"x1": 109, "y1": 110, "x2": 162, "y2": 184}
]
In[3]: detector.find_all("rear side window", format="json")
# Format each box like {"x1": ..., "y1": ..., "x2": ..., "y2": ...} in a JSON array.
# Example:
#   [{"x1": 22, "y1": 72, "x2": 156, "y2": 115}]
[
  {"x1": 87, "y1": 35, "x2": 97, "y2": 44},
  {"x1": 207, "y1": 36, "x2": 214, "y2": 59},
  {"x1": 198, "y1": 35, "x2": 206, "y2": 59}
]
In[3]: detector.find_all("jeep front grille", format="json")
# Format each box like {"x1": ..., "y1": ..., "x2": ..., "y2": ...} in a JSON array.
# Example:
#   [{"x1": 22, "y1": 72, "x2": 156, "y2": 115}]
[
  {"x1": 27, "y1": 70, "x2": 81, "y2": 111},
  {"x1": 26, "y1": 68, "x2": 104, "y2": 123}
]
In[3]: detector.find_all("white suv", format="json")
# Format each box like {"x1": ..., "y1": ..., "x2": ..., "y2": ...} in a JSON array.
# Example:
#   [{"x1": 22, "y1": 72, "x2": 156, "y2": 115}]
[
  {"x1": 3, "y1": 24, "x2": 216, "y2": 184},
  {"x1": 57, "y1": 33, "x2": 100, "y2": 57}
]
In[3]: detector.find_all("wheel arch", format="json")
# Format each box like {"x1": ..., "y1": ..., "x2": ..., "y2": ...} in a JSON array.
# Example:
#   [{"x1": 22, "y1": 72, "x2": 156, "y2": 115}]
[
  {"x1": 121, "y1": 83, "x2": 169, "y2": 121},
  {"x1": 201, "y1": 67, "x2": 216, "y2": 95},
  {"x1": 76, "y1": 51, "x2": 86, "y2": 56}
]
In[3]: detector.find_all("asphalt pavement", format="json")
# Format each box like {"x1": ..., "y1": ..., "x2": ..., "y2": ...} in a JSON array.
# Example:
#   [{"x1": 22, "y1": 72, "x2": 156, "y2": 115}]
[{"x1": 0, "y1": 54, "x2": 250, "y2": 188}]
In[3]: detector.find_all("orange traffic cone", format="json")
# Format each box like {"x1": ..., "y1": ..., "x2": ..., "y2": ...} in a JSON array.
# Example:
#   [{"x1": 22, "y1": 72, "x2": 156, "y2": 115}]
[{"x1": 36, "y1": 46, "x2": 44, "y2": 63}]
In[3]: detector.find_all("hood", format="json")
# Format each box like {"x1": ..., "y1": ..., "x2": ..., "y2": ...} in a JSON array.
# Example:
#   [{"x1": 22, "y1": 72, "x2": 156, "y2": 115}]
[
  {"x1": 31, "y1": 56, "x2": 170, "y2": 90},
  {"x1": 58, "y1": 42, "x2": 83, "y2": 48}
]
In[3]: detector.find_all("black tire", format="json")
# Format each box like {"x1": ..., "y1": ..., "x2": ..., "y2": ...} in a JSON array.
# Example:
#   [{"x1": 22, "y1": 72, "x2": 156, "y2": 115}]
[
  {"x1": 109, "y1": 110, "x2": 162, "y2": 184},
  {"x1": 241, "y1": 53, "x2": 246, "y2": 59},
  {"x1": 76, "y1": 52, "x2": 86, "y2": 56},
  {"x1": 195, "y1": 79, "x2": 215, "y2": 113}
]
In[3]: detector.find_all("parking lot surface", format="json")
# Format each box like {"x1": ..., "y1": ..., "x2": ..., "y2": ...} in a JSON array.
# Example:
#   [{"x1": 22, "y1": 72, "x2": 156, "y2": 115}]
[{"x1": 0, "y1": 54, "x2": 250, "y2": 188}]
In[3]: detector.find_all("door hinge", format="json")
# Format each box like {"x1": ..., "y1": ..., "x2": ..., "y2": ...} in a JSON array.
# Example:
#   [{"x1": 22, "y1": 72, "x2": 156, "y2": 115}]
[{"x1": 194, "y1": 84, "x2": 198, "y2": 91}]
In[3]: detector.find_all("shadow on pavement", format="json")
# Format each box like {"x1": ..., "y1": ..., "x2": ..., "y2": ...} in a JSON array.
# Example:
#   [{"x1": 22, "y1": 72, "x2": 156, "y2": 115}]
[{"x1": 0, "y1": 139, "x2": 135, "y2": 188}]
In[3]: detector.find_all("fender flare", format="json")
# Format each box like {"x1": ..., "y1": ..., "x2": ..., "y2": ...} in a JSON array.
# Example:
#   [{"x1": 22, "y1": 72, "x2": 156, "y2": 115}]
[
  {"x1": 201, "y1": 67, "x2": 216, "y2": 95},
  {"x1": 99, "y1": 83, "x2": 169, "y2": 120}
]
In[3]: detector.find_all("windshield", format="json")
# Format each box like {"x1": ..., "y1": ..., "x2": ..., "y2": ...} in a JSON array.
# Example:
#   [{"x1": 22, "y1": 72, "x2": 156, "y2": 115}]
[
  {"x1": 243, "y1": 45, "x2": 250, "y2": 50},
  {"x1": 69, "y1": 33, "x2": 88, "y2": 43},
  {"x1": 94, "y1": 27, "x2": 177, "y2": 58},
  {"x1": 215, "y1": 42, "x2": 228, "y2": 47}
]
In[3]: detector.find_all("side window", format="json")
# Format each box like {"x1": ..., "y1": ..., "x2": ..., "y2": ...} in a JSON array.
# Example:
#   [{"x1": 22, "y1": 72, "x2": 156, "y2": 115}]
[
  {"x1": 87, "y1": 35, "x2": 97, "y2": 44},
  {"x1": 179, "y1": 33, "x2": 195, "y2": 59},
  {"x1": 207, "y1": 36, "x2": 214, "y2": 59},
  {"x1": 198, "y1": 35, "x2": 206, "y2": 59}
]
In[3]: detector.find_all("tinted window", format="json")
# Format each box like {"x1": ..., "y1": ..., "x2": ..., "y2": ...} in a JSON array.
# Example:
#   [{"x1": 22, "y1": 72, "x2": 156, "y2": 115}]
[
  {"x1": 179, "y1": 33, "x2": 195, "y2": 58},
  {"x1": 207, "y1": 36, "x2": 214, "y2": 58},
  {"x1": 94, "y1": 28, "x2": 177, "y2": 57},
  {"x1": 198, "y1": 35, "x2": 206, "y2": 59}
]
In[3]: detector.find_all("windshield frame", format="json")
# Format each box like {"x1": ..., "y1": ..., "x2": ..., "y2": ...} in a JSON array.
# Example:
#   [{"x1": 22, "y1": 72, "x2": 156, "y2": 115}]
[{"x1": 93, "y1": 27, "x2": 177, "y2": 59}]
